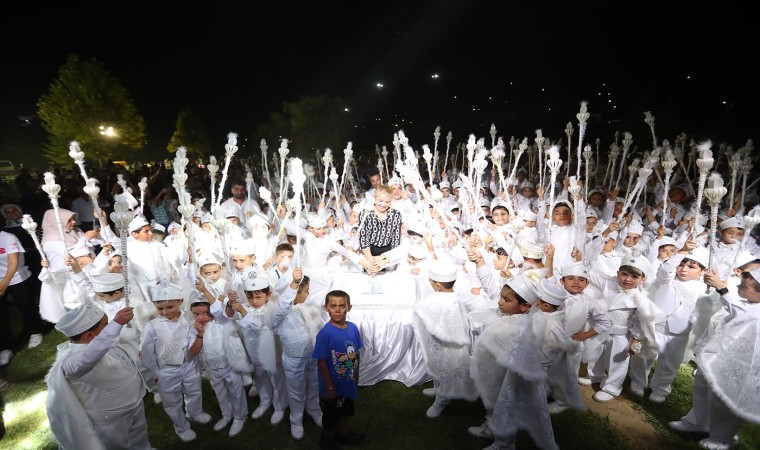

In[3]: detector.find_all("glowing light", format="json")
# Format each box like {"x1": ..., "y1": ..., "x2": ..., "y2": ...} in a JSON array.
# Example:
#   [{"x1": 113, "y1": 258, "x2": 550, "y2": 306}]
[
  {"x1": 98, "y1": 125, "x2": 117, "y2": 137},
  {"x1": 431, "y1": 74, "x2": 439, "y2": 79},
  {"x1": 376, "y1": 83, "x2": 384, "y2": 88},
  {"x1": 344, "y1": 108, "x2": 349, "y2": 112}
]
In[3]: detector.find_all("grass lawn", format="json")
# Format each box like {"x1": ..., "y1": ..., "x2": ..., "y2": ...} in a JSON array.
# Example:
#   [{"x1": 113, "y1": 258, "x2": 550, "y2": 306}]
[{"x1": 1, "y1": 328, "x2": 758, "y2": 450}]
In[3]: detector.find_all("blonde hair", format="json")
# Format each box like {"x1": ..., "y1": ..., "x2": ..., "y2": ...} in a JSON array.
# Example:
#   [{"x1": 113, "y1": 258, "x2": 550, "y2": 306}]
[{"x1": 375, "y1": 185, "x2": 393, "y2": 199}]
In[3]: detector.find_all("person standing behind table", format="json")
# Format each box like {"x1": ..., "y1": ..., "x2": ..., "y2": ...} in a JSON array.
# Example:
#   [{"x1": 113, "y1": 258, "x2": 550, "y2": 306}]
[
  {"x1": 313, "y1": 289, "x2": 365, "y2": 449},
  {"x1": 357, "y1": 185, "x2": 403, "y2": 273},
  {"x1": 0, "y1": 230, "x2": 45, "y2": 365},
  {"x1": 45, "y1": 301, "x2": 154, "y2": 450}
]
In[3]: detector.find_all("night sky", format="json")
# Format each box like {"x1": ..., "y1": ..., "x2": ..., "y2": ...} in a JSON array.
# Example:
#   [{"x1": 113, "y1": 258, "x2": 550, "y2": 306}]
[{"x1": 1, "y1": 2, "x2": 758, "y2": 168}]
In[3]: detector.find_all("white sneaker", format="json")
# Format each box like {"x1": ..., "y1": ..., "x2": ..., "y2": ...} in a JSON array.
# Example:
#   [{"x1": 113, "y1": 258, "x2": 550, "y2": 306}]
[
  {"x1": 251, "y1": 404, "x2": 271, "y2": 420},
  {"x1": 291, "y1": 423, "x2": 304, "y2": 440},
  {"x1": 213, "y1": 416, "x2": 231, "y2": 431},
  {"x1": 468, "y1": 422, "x2": 493, "y2": 439},
  {"x1": 592, "y1": 391, "x2": 616, "y2": 402},
  {"x1": 270, "y1": 409, "x2": 286, "y2": 425},
  {"x1": 187, "y1": 412, "x2": 212, "y2": 424},
  {"x1": 229, "y1": 418, "x2": 245, "y2": 437},
  {"x1": 577, "y1": 376, "x2": 592, "y2": 386},
  {"x1": 248, "y1": 384, "x2": 258, "y2": 397},
  {"x1": 0, "y1": 350, "x2": 12, "y2": 366},
  {"x1": 649, "y1": 392, "x2": 667, "y2": 403},
  {"x1": 669, "y1": 420, "x2": 708, "y2": 434},
  {"x1": 422, "y1": 387, "x2": 436, "y2": 397},
  {"x1": 153, "y1": 392, "x2": 162, "y2": 405},
  {"x1": 310, "y1": 413, "x2": 323, "y2": 428},
  {"x1": 699, "y1": 437, "x2": 739, "y2": 450},
  {"x1": 547, "y1": 401, "x2": 569, "y2": 414},
  {"x1": 174, "y1": 427, "x2": 197, "y2": 443},
  {"x1": 28, "y1": 334, "x2": 43, "y2": 348},
  {"x1": 425, "y1": 400, "x2": 448, "y2": 419}
]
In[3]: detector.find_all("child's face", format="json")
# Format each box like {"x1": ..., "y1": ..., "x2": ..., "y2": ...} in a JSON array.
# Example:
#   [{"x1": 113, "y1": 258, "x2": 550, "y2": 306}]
[
  {"x1": 227, "y1": 216, "x2": 241, "y2": 227},
  {"x1": 585, "y1": 217, "x2": 598, "y2": 232},
  {"x1": 108, "y1": 255, "x2": 123, "y2": 273},
  {"x1": 232, "y1": 255, "x2": 255, "y2": 272},
  {"x1": 294, "y1": 282, "x2": 310, "y2": 304},
  {"x1": 155, "y1": 300, "x2": 183, "y2": 320},
  {"x1": 96, "y1": 290, "x2": 123, "y2": 303},
  {"x1": 75, "y1": 255, "x2": 93, "y2": 267},
  {"x1": 589, "y1": 193, "x2": 605, "y2": 207},
  {"x1": 676, "y1": 259, "x2": 704, "y2": 281},
  {"x1": 617, "y1": 269, "x2": 645, "y2": 290},
  {"x1": 602, "y1": 238, "x2": 617, "y2": 253},
  {"x1": 406, "y1": 253, "x2": 423, "y2": 266},
  {"x1": 494, "y1": 254, "x2": 508, "y2": 271},
  {"x1": 276, "y1": 251, "x2": 294, "y2": 270},
  {"x1": 498, "y1": 287, "x2": 529, "y2": 315},
  {"x1": 191, "y1": 305, "x2": 213, "y2": 325},
  {"x1": 202, "y1": 222, "x2": 211, "y2": 232},
  {"x1": 658, "y1": 245, "x2": 676, "y2": 260},
  {"x1": 491, "y1": 209, "x2": 508, "y2": 225},
  {"x1": 310, "y1": 225, "x2": 327, "y2": 238},
  {"x1": 561, "y1": 275, "x2": 588, "y2": 295},
  {"x1": 720, "y1": 227, "x2": 745, "y2": 244},
  {"x1": 201, "y1": 263, "x2": 222, "y2": 282},
  {"x1": 624, "y1": 233, "x2": 641, "y2": 248},
  {"x1": 250, "y1": 223, "x2": 269, "y2": 238},
  {"x1": 348, "y1": 211, "x2": 359, "y2": 222},
  {"x1": 523, "y1": 220, "x2": 536, "y2": 228},
  {"x1": 326, "y1": 216, "x2": 336, "y2": 228},
  {"x1": 536, "y1": 299, "x2": 558, "y2": 313},
  {"x1": 552, "y1": 206, "x2": 572, "y2": 226},
  {"x1": 244, "y1": 289, "x2": 271, "y2": 309},
  {"x1": 738, "y1": 273, "x2": 760, "y2": 303},
  {"x1": 324, "y1": 295, "x2": 351, "y2": 325}
]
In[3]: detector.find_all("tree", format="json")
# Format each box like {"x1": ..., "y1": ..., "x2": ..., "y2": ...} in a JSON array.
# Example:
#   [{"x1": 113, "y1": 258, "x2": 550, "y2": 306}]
[
  {"x1": 37, "y1": 54, "x2": 146, "y2": 166},
  {"x1": 167, "y1": 108, "x2": 213, "y2": 159}
]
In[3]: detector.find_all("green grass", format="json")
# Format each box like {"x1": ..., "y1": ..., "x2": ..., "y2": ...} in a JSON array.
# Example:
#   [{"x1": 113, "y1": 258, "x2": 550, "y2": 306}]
[{"x1": 1, "y1": 329, "x2": 757, "y2": 450}]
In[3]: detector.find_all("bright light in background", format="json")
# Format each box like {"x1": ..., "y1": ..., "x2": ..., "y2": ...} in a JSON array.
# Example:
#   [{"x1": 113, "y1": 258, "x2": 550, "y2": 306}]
[
  {"x1": 376, "y1": 83, "x2": 384, "y2": 89},
  {"x1": 344, "y1": 108, "x2": 349, "y2": 112},
  {"x1": 431, "y1": 74, "x2": 439, "y2": 79},
  {"x1": 99, "y1": 125, "x2": 117, "y2": 137}
]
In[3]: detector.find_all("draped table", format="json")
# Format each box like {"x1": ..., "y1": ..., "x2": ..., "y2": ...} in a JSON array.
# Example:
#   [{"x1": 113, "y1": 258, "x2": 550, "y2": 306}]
[{"x1": 330, "y1": 270, "x2": 431, "y2": 387}]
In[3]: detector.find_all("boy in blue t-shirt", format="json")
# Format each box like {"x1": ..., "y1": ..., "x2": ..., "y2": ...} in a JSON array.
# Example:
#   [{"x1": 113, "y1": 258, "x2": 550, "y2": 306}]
[{"x1": 312, "y1": 289, "x2": 365, "y2": 449}]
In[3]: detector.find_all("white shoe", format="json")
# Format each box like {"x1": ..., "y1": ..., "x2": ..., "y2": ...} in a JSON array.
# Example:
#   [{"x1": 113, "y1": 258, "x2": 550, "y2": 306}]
[
  {"x1": 669, "y1": 420, "x2": 708, "y2": 434},
  {"x1": 422, "y1": 387, "x2": 436, "y2": 397},
  {"x1": 153, "y1": 392, "x2": 162, "y2": 405},
  {"x1": 577, "y1": 376, "x2": 592, "y2": 386},
  {"x1": 649, "y1": 392, "x2": 667, "y2": 403},
  {"x1": 310, "y1": 413, "x2": 323, "y2": 428},
  {"x1": 699, "y1": 437, "x2": 739, "y2": 450},
  {"x1": 547, "y1": 401, "x2": 569, "y2": 414},
  {"x1": 270, "y1": 409, "x2": 286, "y2": 425},
  {"x1": 248, "y1": 384, "x2": 258, "y2": 397},
  {"x1": 28, "y1": 334, "x2": 43, "y2": 348},
  {"x1": 630, "y1": 385, "x2": 645, "y2": 397},
  {"x1": 592, "y1": 391, "x2": 616, "y2": 402},
  {"x1": 0, "y1": 350, "x2": 12, "y2": 366},
  {"x1": 213, "y1": 416, "x2": 231, "y2": 431},
  {"x1": 425, "y1": 400, "x2": 448, "y2": 419},
  {"x1": 468, "y1": 422, "x2": 493, "y2": 439},
  {"x1": 251, "y1": 404, "x2": 271, "y2": 420},
  {"x1": 229, "y1": 418, "x2": 245, "y2": 437},
  {"x1": 187, "y1": 412, "x2": 212, "y2": 424},
  {"x1": 174, "y1": 427, "x2": 197, "y2": 443},
  {"x1": 291, "y1": 423, "x2": 304, "y2": 440}
]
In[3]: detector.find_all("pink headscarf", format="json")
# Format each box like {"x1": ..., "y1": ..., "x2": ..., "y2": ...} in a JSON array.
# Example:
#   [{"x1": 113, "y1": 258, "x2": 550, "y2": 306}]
[{"x1": 41, "y1": 208, "x2": 80, "y2": 247}]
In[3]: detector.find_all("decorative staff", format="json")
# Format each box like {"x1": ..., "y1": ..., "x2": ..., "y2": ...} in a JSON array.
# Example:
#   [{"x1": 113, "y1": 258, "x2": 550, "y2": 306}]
[
  {"x1": 595, "y1": 138, "x2": 601, "y2": 186},
  {"x1": 422, "y1": 144, "x2": 434, "y2": 186},
  {"x1": 564, "y1": 122, "x2": 574, "y2": 177},
  {"x1": 258, "y1": 186, "x2": 277, "y2": 224},
  {"x1": 471, "y1": 147, "x2": 489, "y2": 218},
  {"x1": 138, "y1": 177, "x2": 148, "y2": 216},
  {"x1": 660, "y1": 149, "x2": 678, "y2": 223},
  {"x1": 489, "y1": 123, "x2": 497, "y2": 148},
  {"x1": 207, "y1": 156, "x2": 219, "y2": 209},
  {"x1": 442, "y1": 131, "x2": 453, "y2": 176},
  {"x1": 216, "y1": 133, "x2": 239, "y2": 211},
  {"x1": 320, "y1": 148, "x2": 333, "y2": 204},
  {"x1": 545, "y1": 146, "x2": 563, "y2": 243},
  {"x1": 376, "y1": 157, "x2": 384, "y2": 185},
  {"x1": 433, "y1": 126, "x2": 441, "y2": 180},
  {"x1": 42, "y1": 172, "x2": 68, "y2": 245},
  {"x1": 583, "y1": 144, "x2": 593, "y2": 199},
  {"x1": 626, "y1": 158, "x2": 641, "y2": 199},
  {"x1": 381, "y1": 146, "x2": 390, "y2": 181},
  {"x1": 489, "y1": 140, "x2": 507, "y2": 197},
  {"x1": 603, "y1": 144, "x2": 619, "y2": 188},
  {"x1": 692, "y1": 141, "x2": 714, "y2": 234},
  {"x1": 288, "y1": 158, "x2": 307, "y2": 266},
  {"x1": 644, "y1": 111, "x2": 658, "y2": 149},
  {"x1": 109, "y1": 199, "x2": 133, "y2": 308},
  {"x1": 465, "y1": 134, "x2": 477, "y2": 181},
  {"x1": 703, "y1": 173, "x2": 727, "y2": 293},
  {"x1": 260, "y1": 139, "x2": 272, "y2": 193},
  {"x1": 535, "y1": 129, "x2": 545, "y2": 187},
  {"x1": 339, "y1": 142, "x2": 353, "y2": 196},
  {"x1": 615, "y1": 132, "x2": 633, "y2": 189},
  {"x1": 68, "y1": 141, "x2": 107, "y2": 230},
  {"x1": 21, "y1": 215, "x2": 47, "y2": 262},
  {"x1": 567, "y1": 176, "x2": 583, "y2": 252},
  {"x1": 739, "y1": 150, "x2": 754, "y2": 213},
  {"x1": 575, "y1": 102, "x2": 590, "y2": 179}
]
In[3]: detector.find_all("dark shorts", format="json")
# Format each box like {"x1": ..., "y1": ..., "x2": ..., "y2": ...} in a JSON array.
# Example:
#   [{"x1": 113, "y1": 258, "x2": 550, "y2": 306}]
[
  {"x1": 369, "y1": 244, "x2": 392, "y2": 256},
  {"x1": 320, "y1": 396, "x2": 355, "y2": 430}
]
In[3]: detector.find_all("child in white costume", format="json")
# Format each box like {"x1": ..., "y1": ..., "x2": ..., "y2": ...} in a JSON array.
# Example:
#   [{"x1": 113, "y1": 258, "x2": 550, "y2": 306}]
[
  {"x1": 629, "y1": 240, "x2": 708, "y2": 403},
  {"x1": 46, "y1": 300, "x2": 153, "y2": 450},
  {"x1": 467, "y1": 274, "x2": 559, "y2": 450},
  {"x1": 140, "y1": 279, "x2": 211, "y2": 443},
  {"x1": 670, "y1": 268, "x2": 760, "y2": 450},
  {"x1": 270, "y1": 270, "x2": 325, "y2": 440},
  {"x1": 226, "y1": 270, "x2": 289, "y2": 426},
  {"x1": 413, "y1": 261, "x2": 479, "y2": 419}
]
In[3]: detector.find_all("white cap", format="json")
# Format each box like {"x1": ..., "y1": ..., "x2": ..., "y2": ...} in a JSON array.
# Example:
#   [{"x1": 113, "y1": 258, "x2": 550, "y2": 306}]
[
  {"x1": 149, "y1": 279, "x2": 184, "y2": 302},
  {"x1": 55, "y1": 300, "x2": 105, "y2": 337},
  {"x1": 521, "y1": 210, "x2": 538, "y2": 221},
  {"x1": 248, "y1": 213, "x2": 270, "y2": 228},
  {"x1": 537, "y1": 278, "x2": 566, "y2": 306},
  {"x1": 387, "y1": 176, "x2": 402, "y2": 186},
  {"x1": 626, "y1": 221, "x2": 644, "y2": 236},
  {"x1": 91, "y1": 273, "x2": 124, "y2": 292},
  {"x1": 451, "y1": 180, "x2": 463, "y2": 189},
  {"x1": 151, "y1": 220, "x2": 166, "y2": 233},
  {"x1": 201, "y1": 213, "x2": 213, "y2": 224},
  {"x1": 241, "y1": 269, "x2": 270, "y2": 291},
  {"x1": 192, "y1": 209, "x2": 204, "y2": 218},
  {"x1": 67, "y1": 241, "x2": 92, "y2": 258},
  {"x1": 606, "y1": 230, "x2": 620, "y2": 241},
  {"x1": 438, "y1": 180, "x2": 451, "y2": 189},
  {"x1": 428, "y1": 261, "x2": 457, "y2": 282},
  {"x1": 408, "y1": 244, "x2": 428, "y2": 260},
  {"x1": 224, "y1": 206, "x2": 240, "y2": 218},
  {"x1": 519, "y1": 181, "x2": 535, "y2": 191},
  {"x1": 658, "y1": 236, "x2": 677, "y2": 248},
  {"x1": 479, "y1": 197, "x2": 491, "y2": 207},
  {"x1": 719, "y1": 217, "x2": 745, "y2": 231},
  {"x1": 167, "y1": 222, "x2": 182, "y2": 233},
  {"x1": 683, "y1": 246, "x2": 709, "y2": 268},
  {"x1": 517, "y1": 240, "x2": 544, "y2": 259},
  {"x1": 619, "y1": 253, "x2": 654, "y2": 279},
  {"x1": 735, "y1": 250, "x2": 758, "y2": 268},
  {"x1": 506, "y1": 274, "x2": 540, "y2": 305},
  {"x1": 231, "y1": 239, "x2": 257, "y2": 256},
  {"x1": 198, "y1": 254, "x2": 222, "y2": 269},
  {"x1": 406, "y1": 221, "x2": 426, "y2": 236},
  {"x1": 307, "y1": 213, "x2": 327, "y2": 228},
  {"x1": 560, "y1": 261, "x2": 589, "y2": 278},
  {"x1": 750, "y1": 267, "x2": 760, "y2": 285},
  {"x1": 128, "y1": 216, "x2": 150, "y2": 233},
  {"x1": 351, "y1": 203, "x2": 364, "y2": 214},
  {"x1": 586, "y1": 208, "x2": 599, "y2": 219}
]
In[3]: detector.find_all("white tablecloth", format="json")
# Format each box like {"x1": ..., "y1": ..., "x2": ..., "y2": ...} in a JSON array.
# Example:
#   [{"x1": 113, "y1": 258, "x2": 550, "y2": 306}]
[{"x1": 331, "y1": 271, "x2": 431, "y2": 387}]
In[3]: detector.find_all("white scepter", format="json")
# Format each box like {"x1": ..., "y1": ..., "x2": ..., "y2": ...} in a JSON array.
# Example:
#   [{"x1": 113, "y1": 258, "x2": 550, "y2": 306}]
[
  {"x1": 489, "y1": 123, "x2": 497, "y2": 149},
  {"x1": 615, "y1": 132, "x2": 633, "y2": 189},
  {"x1": 339, "y1": 142, "x2": 353, "y2": 196},
  {"x1": 535, "y1": 130, "x2": 545, "y2": 187},
  {"x1": 472, "y1": 148, "x2": 489, "y2": 218},
  {"x1": 503, "y1": 214, "x2": 525, "y2": 273},
  {"x1": 21, "y1": 215, "x2": 47, "y2": 261},
  {"x1": 575, "y1": 102, "x2": 590, "y2": 179},
  {"x1": 138, "y1": 177, "x2": 148, "y2": 216},
  {"x1": 109, "y1": 198, "x2": 133, "y2": 308},
  {"x1": 433, "y1": 126, "x2": 441, "y2": 180},
  {"x1": 568, "y1": 176, "x2": 583, "y2": 252},
  {"x1": 41, "y1": 172, "x2": 68, "y2": 246},
  {"x1": 661, "y1": 149, "x2": 678, "y2": 221},
  {"x1": 381, "y1": 146, "x2": 390, "y2": 181},
  {"x1": 320, "y1": 148, "x2": 333, "y2": 204},
  {"x1": 207, "y1": 156, "x2": 219, "y2": 210},
  {"x1": 216, "y1": 133, "x2": 239, "y2": 211},
  {"x1": 442, "y1": 131, "x2": 453, "y2": 176},
  {"x1": 288, "y1": 158, "x2": 307, "y2": 266},
  {"x1": 329, "y1": 167, "x2": 340, "y2": 212},
  {"x1": 564, "y1": 122, "x2": 574, "y2": 177},
  {"x1": 692, "y1": 141, "x2": 714, "y2": 234},
  {"x1": 703, "y1": 173, "x2": 727, "y2": 293},
  {"x1": 545, "y1": 146, "x2": 563, "y2": 243},
  {"x1": 465, "y1": 135, "x2": 476, "y2": 181},
  {"x1": 258, "y1": 186, "x2": 277, "y2": 223},
  {"x1": 618, "y1": 161, "x2": 654, "y2": 224},
  {"x1": 261, "y1": 139, "x2": 273, "y2": 193},
  {"x1": 739, "y1": 155, "x2": 754, "y2": 213},
  {"x1": 422, "y1": 144, "x2": 434, "y2": 186},
  {"x1": 489, "y1": 139, "x2": 507, "y2": 196},
  {"x1": 583, "y1": 144, "x2": 593, "y2": 199},
  {"x1": 68, "y1": 141, "x2": 107, "y2": 230},
  {"x1": 245, "y1": 164, "x2": 254, "y2": 204},
  {"x1": 211, "y1": 208, "x2": 233, "y2": 281},
  {"x1": 731, "y1": 207, "x2": 760, "y2": 271},
  {"x1": 303, "y1": 163, "x2": 317, "y2": 203},
  {"x1": 594, "y1": 138, "x2": 601, "y2": 186},
  {"x1": 626, "y1": 158, "x2": 641, "y2": 199},
  {"x1": 644, "y1": 111, "x2": 658, "y2": 149},
  {"x1": 603, "y1": 144, "x2": 619, "y2": 188}
]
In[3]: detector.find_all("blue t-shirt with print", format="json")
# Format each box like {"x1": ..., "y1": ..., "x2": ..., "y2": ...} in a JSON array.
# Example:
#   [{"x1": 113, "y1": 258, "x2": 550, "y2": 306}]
[{"x1": 312, "y1": 321, "x2": 364, "y2": 400}]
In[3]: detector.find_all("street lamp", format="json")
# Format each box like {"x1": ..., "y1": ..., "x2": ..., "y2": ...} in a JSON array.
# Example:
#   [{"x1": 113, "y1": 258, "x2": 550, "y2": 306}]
[{"x1": 99, "y1": 125, "x2": 117, "y2": 137}]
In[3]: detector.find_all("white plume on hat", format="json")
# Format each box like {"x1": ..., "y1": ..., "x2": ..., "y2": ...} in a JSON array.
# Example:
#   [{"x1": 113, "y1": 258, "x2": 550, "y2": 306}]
[
  {"x1": 55, "y1": 300, "x2": 105, "y2": 337},
  {"x1": 428, "y1": 261, "x2": 457, "y2": 282},
  {"x1": 91, "y1": 273, "x2": 125, "y2": 293},
  {"x1": 149, "y1": 279, "x2": 184, "y2": 302}
]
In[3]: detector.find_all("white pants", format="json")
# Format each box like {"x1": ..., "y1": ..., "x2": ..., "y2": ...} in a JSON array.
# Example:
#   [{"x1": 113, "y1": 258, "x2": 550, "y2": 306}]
[
  {"x1": 157, "y1": 364, "x2": 204, "y2": 432},
  {"x1": 681, "y1": 369, "x2": 743, "y2": 442},
  {"x1": 94, "y1": 401, "x2": 152, "y2": 450},
  {"x1": 587, "y1": 334, "x2": 630, "y2": 396},
  {"x1": 282, "y1": 354, "x2": 322, "y2": 425},
  {"x1": 252, "y1": 365, "x2": 289, "y2": 412},
  {"x1": 208, "y1": 365, "x2": 248, "y2": 420},
  {"x1": 629, "y1": 331, "x2": 688, "y2": 396}
]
